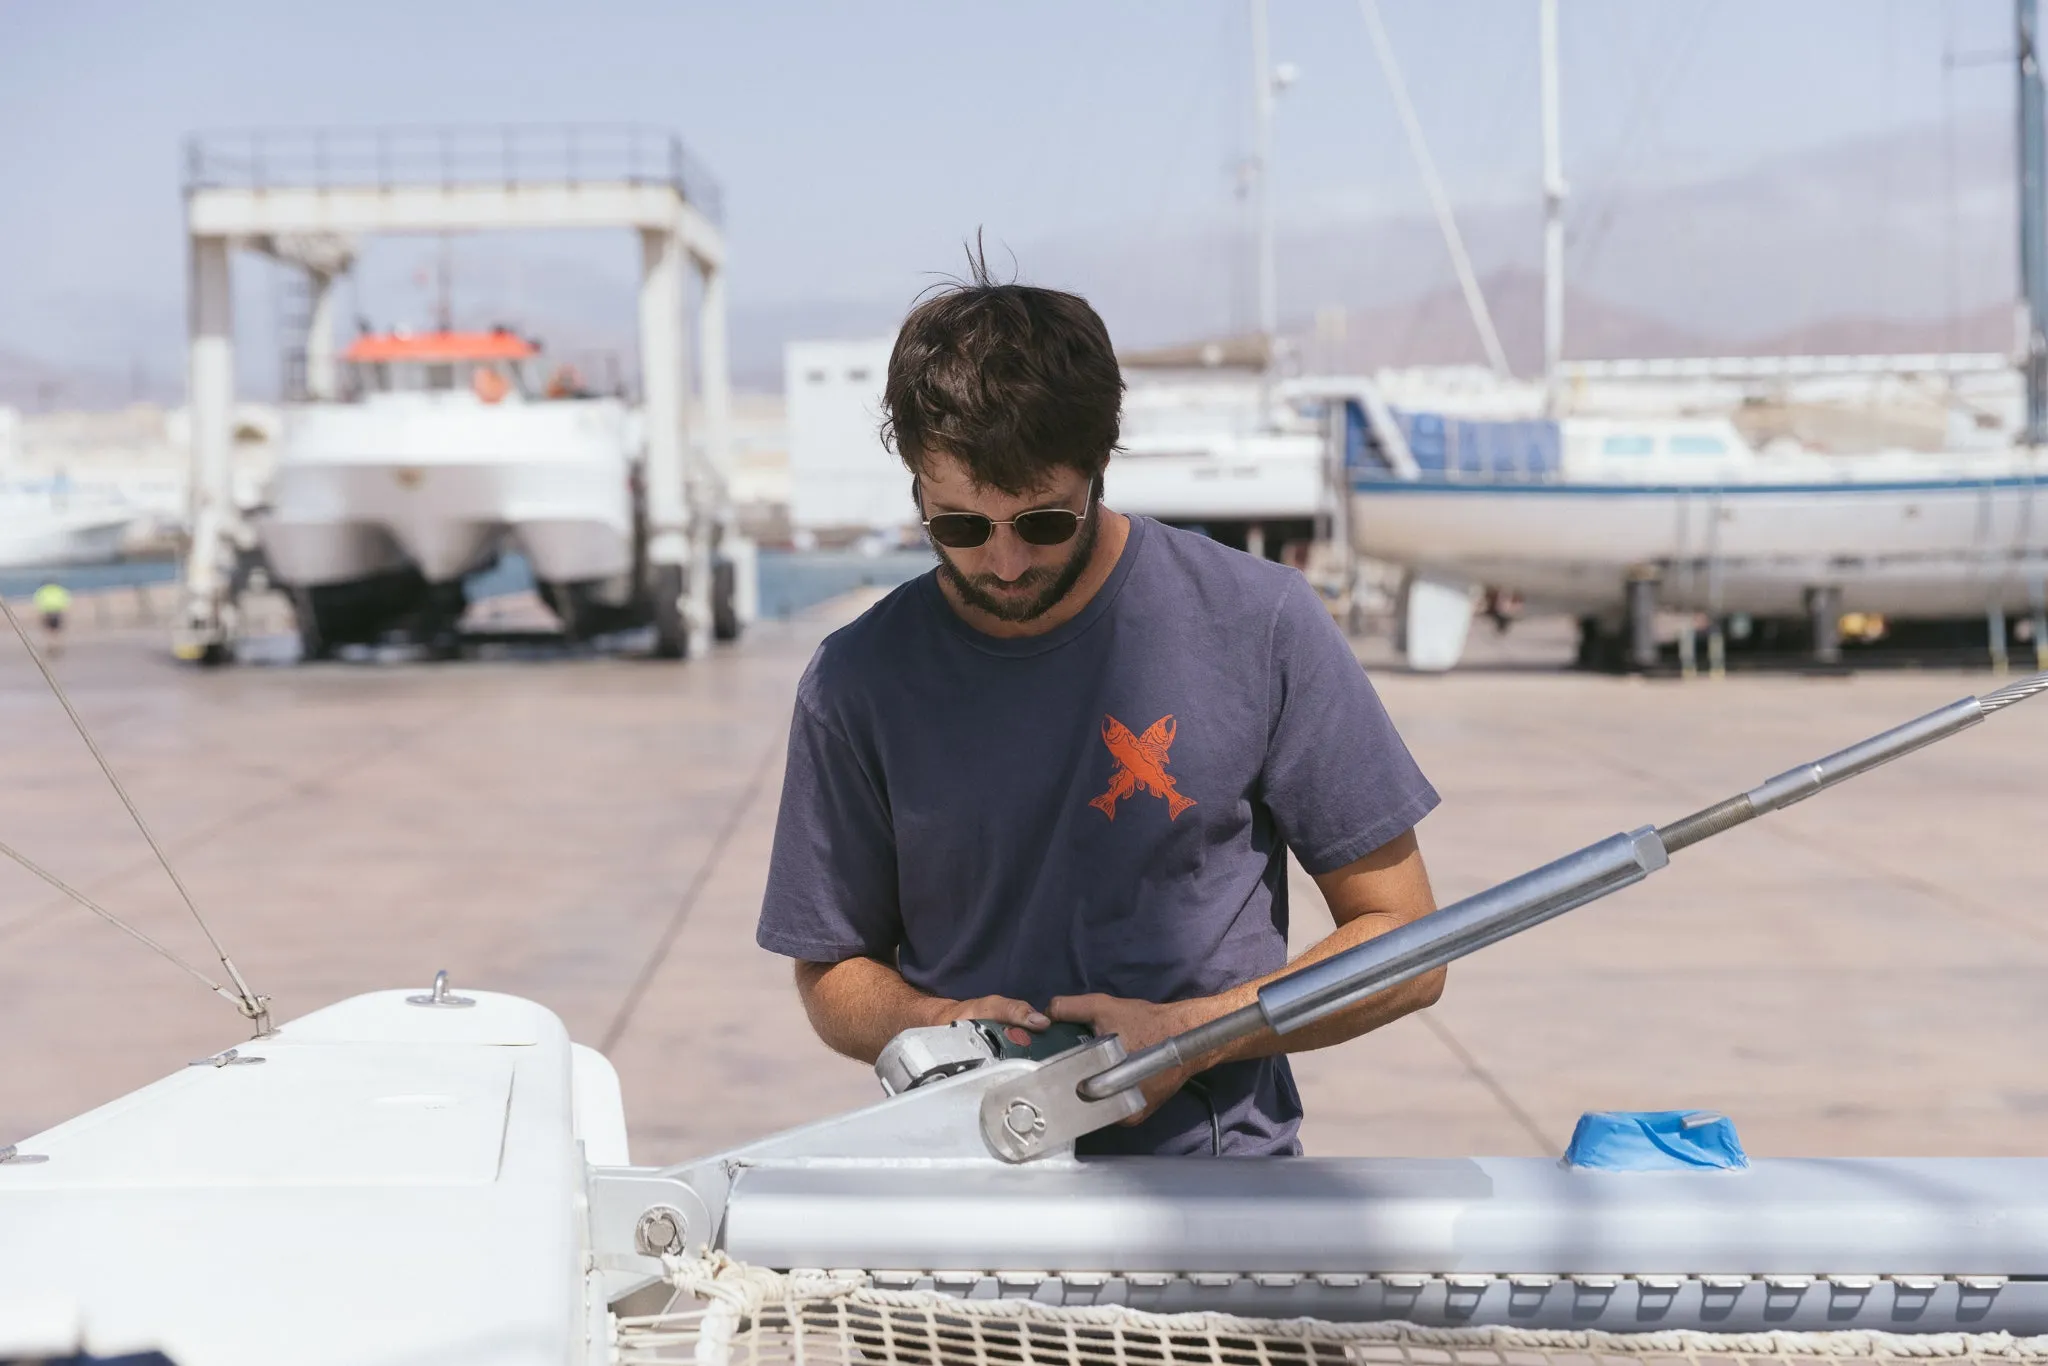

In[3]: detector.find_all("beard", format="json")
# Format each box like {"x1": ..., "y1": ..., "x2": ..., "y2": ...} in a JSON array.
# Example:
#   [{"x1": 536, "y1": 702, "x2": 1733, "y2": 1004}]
[{"x1": 935, "y1": 497, "x2": 1102, "y2": 624}]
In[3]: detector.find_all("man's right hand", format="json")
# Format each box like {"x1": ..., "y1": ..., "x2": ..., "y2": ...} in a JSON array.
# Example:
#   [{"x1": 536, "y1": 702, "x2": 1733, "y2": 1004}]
[
  {"x1": 928, "y1": 994, "x2": 1050, "y2": 1033},
  {"x1": 795, "y1": 958, "x2": 1048, "y2": 1064}
]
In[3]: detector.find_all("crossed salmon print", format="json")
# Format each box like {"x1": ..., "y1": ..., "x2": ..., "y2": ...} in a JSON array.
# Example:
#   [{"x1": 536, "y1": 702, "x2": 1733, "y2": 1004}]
[{"x1": 1088, "y1": 714, "x2": 1197, "y2": 822}]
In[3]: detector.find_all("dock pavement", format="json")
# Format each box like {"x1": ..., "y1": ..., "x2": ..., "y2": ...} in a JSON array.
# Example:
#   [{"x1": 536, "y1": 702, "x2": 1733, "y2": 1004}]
[{"x1": 2, "y1": 589, "x2": 2046, "y2": 1163}]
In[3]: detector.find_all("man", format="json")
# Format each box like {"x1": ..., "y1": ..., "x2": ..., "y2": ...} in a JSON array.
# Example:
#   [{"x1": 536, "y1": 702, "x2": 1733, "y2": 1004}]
[
  {"x1": 756, "y1": 264, "x2": 1444, "y2": 1156},
  {"x1": 33, "y1": 581, "x2": 72, "y2": 659}
]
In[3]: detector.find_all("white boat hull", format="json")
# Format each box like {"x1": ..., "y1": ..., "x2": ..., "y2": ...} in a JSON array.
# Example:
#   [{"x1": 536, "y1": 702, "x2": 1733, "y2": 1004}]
[
  {"x1": 258, "y1": 395, "x2": 637, "y2": 589},
  {"x1": 1353, "y1": 474, "x2": 2048, "y2": 619},
  {"x1": 0, "y1": 493, "x2": 136, "y2": 571},
  {"x1": 1107, "y1": 447, "x2": 1325, "y2": 522},
  {"x1": 12, "y1": 986, "x2": 2048, "y2": 1353}
]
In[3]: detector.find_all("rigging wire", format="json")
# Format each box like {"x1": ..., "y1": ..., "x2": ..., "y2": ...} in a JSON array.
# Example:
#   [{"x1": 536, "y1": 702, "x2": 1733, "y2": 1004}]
[
  {"x1": 1131, "y1": 1, "x2": 1239, "y2": 340},
  {"x1": 1943, "y1": 0, "x2": 1961, "y2": 360},
  {"x1": 1875, "y1": 0, "x2": 1900, "y2": 333},
  {"x1": 1356, "y1": 0, "x2": 1512, "y2": 378},
  {"x1": 1567, "y1": 1, "x2": 1718, "y2": 279},
  {"x1": 0, "y1": 594, "x2": 271, "y2": 1034},
  {"x1": 0, "y1": 836, "x2": 236, "y2": 1003}
]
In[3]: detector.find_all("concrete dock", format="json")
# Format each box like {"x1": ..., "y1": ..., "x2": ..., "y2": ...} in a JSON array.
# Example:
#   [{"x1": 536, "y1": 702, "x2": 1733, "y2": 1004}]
[{"x1": 3, "y1": 594, "x2": 2045, "y2": 1164}]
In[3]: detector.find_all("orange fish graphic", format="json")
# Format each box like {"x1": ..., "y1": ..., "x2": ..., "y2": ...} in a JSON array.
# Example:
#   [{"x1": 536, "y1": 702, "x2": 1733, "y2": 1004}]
[{"x1": 1089, "y1": 714, "x2": 1197, "y2": 822}]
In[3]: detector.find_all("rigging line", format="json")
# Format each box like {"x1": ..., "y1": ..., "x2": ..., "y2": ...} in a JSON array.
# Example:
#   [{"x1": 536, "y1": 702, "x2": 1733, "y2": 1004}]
[
  {"x1": 0, "y1": 686, "x2": 474, "y2": 948},
  {"x1": 0, "y1": 594, "x2": 269, "y2": 1030},
  {"x1": 1136, "y1": 2, "x2": 1236, "y2": 261},
  {"x1": 1356, "y1": 0, "x2": 1513, "y2": 379},
  {"x1": 1568, "y1": 0, "x2": 1718, "y2": 274},
  {"x1": 1944, "y1": 0, "x2": 1961, "y2": 360},
  {"x1": 0, "y1": 834, "x2": 237, "y2": 1004}
]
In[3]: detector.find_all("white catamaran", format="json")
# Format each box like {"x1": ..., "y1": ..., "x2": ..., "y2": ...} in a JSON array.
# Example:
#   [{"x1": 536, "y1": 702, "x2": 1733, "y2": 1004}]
[{"x1": 3, "y1": 577, "x2": 2048, "y2": 1363}]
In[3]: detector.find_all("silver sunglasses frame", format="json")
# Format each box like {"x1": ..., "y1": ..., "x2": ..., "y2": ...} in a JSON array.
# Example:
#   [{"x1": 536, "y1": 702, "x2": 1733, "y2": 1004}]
[{"x1": 919, "y1": 498, "x2": 1093, "y2": 549}]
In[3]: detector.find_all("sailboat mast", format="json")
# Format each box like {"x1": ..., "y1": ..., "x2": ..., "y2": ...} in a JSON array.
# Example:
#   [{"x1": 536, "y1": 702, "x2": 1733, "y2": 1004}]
[
  {"x1": 1540, "y1": 0, "x2": 1566, "y2": 416},
  {"x1": 2019, "y1": 0, "x2": 2048, "y2": 444},
  {"x1": 1251, "y1": 0, "x2": 1279, "y2": 382}
]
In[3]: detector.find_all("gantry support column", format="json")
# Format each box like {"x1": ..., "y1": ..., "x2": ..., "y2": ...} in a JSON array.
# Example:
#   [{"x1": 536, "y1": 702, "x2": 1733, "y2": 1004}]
[
  {"x1": 304, "y1": 269, "x2": 341, "y2": 400},
  {"x1": 639, "y1": 226, "x2": 707, "y2": 658},
  {"x1": 175, "y1": 235, "x2": 237, "y2": 663},
  {"x1": 696, "y1": 261, "x2": 732, "y2": 494},
  {"x1": 694, "y1": 258, "x2": 754, "y2": 630}
]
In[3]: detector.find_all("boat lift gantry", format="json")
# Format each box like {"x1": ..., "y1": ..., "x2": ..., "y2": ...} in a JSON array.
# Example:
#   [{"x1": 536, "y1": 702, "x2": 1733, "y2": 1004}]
[{"x1": 174, "y1": 126, "x2": 734, "y2": 663}]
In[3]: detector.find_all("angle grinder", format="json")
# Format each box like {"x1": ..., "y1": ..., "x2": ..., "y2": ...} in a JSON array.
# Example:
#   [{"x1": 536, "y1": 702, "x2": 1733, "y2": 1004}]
[{"x1": 873, "y1": 1018, "x2": 1095, "y2": 1096}]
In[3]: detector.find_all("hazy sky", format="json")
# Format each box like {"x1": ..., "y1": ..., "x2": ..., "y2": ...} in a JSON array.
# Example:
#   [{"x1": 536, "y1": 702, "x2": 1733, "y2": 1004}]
[{"x1": 0, "y1": 0, "x2": 2020, "y2": 393}]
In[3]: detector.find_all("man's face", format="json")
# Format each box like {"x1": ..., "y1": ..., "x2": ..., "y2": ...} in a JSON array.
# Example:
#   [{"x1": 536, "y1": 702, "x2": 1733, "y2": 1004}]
[{"x1": 916, "y1": 452, "x2": 1100, "y2": 624}]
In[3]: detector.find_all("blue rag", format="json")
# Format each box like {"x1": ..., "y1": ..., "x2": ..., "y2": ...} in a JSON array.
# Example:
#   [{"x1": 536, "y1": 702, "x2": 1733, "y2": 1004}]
[{"x1": 1563, "y1": 1109, "x2": 1749, "y2": 1171}]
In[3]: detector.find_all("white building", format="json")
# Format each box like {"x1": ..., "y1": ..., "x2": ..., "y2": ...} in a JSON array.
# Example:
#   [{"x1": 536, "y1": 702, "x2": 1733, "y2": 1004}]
[{"x1": 784, "y1": 338, "x2": 907, "y2": 536}]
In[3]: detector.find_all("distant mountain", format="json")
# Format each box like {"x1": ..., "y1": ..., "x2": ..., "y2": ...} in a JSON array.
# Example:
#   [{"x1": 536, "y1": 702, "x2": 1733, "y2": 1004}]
[
  {"x1": 1292, "y1": 270, "x2": 1710, "y2": 373},
  {"x1": 1279, "y1": 269, "x2": 2019, "y2": 376}
]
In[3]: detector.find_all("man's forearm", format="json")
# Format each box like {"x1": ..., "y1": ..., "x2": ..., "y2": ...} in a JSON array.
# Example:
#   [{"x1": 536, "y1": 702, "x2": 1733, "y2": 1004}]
[
  {"x1": 1199, "y1": 831, "x2": 1444, "y2": 1067},
  {"x1": 1206, "y1": 911, "x2": 1444, "y2": 1065},
  {"x1": 795, "y1": 958, "x2": 1057, "y2": 1065},
  {"x1": 794, "y1": 957, "x2": 947, "y2": 1063}
]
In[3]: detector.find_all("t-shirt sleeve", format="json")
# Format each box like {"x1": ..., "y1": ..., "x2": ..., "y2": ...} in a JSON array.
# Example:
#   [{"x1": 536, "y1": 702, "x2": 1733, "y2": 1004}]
[
  {"x1": 1261, "y1": 575, "x2": 1440, "y2": 875},
  {"x1": 755, "y1": 676, "x2": 903, "y2": 964}
]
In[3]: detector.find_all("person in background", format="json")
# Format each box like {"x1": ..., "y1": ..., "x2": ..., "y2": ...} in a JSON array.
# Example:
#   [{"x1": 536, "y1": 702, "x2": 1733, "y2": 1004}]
[{"x1": 32, "y1": 581, "x2": 72, "y2": 658}]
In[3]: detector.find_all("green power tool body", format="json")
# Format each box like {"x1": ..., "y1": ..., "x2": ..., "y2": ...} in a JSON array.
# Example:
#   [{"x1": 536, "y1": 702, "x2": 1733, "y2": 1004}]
[{"x1": 971, "y1": 1018, "x2": 1094, "y2": 1061}]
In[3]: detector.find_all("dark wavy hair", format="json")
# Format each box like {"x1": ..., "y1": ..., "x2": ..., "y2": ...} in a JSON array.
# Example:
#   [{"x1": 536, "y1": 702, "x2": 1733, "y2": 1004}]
[{"x1": 881, "y1": 242, "x2": 1124, "y2": 496}]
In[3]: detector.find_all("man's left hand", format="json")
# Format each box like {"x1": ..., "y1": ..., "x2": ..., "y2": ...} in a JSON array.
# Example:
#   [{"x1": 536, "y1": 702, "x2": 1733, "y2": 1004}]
[{"x1": 1046, "y1": 993, "x2": 1214, "y2": 1123}]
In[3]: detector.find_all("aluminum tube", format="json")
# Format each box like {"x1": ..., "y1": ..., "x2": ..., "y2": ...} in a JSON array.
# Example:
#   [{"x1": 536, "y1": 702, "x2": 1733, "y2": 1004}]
[
  {"x1": 1078, "y1": 829, "x2": 1668, "y2": 1102},
  {"x1": 1076, "y1": 687, "x2": 2017, "y2": 1109},
  {"x1": 1744, "y1": 698, "x2": 1983, "y2": 815},
  {"x1": 1260, "y1": 828, "x2": 1668, "y2": 1036}
]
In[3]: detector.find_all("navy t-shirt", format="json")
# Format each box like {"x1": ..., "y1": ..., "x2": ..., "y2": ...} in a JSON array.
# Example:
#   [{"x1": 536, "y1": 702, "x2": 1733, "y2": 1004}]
[{"x1": 756, "y1": 515, "x2": 1439, "y2": 1156}]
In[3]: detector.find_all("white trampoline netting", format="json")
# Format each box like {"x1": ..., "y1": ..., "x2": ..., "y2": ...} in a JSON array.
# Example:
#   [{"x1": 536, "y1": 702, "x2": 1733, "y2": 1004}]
[{"x1": 615, "y1": 1258, "x2": 2048, "y2": 1366}]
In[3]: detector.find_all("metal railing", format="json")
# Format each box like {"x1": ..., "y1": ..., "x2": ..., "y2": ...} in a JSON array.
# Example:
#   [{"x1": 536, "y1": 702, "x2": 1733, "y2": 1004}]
[{"x1": 183, "y1": 124, "x2": 723, "y2": 224}]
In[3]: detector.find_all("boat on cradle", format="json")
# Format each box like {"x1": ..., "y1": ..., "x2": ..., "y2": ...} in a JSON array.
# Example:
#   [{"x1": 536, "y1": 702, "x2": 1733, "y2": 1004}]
[
  {"x1": 6, "y1": 673, "x2": 2048, "y2": 1361},
  {"x1": 0, "y1": 483, "x2": 140, "y2": 571},
  {"x1": 259, "y1": 329, "x2": 738, "y2": 659},
  {"x1": 1278, "y1": 0, "x2": 2048, "y2": 672},
  {"x1": 1107, "y1": 369, "x2": 1326, "y2": 561},
  {"x1": 1338, "y1": 396, "x2": 2048, "y2": 670}
]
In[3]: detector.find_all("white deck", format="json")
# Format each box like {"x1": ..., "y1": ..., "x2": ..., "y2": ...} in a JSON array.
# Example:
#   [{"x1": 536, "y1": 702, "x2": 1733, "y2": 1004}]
[{"x1": 0, "y1": 990, "x2": 614, "y2": 1365}]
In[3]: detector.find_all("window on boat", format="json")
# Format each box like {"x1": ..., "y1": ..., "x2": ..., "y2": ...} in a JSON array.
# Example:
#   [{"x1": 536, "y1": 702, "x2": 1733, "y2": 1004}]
[
  {"x1": 847, "y1": 368, "x2": 871, "y2": 383},
  {"x1": 806, "y1": 370, "x2": 827, "y2": 384},
  {"x1": 1668, "y1": 435, "x2": 1728, "y2": 456},
  {"x1": 1601, "y1": 435, "x2": 1656, "y2": 456},
  {"x1": 350, "y1": 361, "x2": 390, "y2": 395}
]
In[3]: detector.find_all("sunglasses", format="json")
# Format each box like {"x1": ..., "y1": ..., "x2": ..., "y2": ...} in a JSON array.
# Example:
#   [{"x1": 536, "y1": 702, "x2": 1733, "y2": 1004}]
[{"x1": 921, "y1": 499, "x2": 1091, "y2": 550}]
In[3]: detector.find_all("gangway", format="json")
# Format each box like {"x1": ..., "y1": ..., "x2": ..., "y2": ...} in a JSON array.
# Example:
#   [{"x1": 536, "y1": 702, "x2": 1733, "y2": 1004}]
[{"x1": 175, "y1": 125, "x2": 742, "y2": 662}]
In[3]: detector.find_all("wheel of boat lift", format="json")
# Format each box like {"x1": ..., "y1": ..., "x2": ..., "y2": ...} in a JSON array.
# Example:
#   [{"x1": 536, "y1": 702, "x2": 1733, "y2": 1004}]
[
  {"x1": 650, "y1": 563, "x2": 689, "y2": 660},
  {"x1": 712, "y1": 558, "x2": 741, "y2": 643}
]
